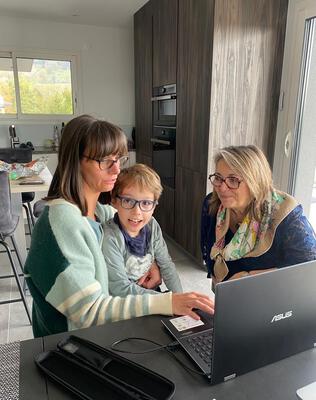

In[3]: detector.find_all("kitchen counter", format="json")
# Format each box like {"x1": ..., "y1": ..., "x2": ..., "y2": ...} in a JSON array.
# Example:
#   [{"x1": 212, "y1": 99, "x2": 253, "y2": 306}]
[
  {"x1": 34, "y1": 147, "x2": 136, "y2": 155},
  {"x1": 33, "y1": 146, "x2": 58, "y2": 154}
]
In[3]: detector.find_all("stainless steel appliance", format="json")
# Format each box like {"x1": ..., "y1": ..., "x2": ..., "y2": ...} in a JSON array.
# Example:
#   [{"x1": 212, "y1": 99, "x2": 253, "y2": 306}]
[
  {"x1": 9, "y1": 124, "x2": 20, "y2": 148},
  {"x1": 152, "y1": 84, "x2": 176, "y2": 127},
  {"x1": 151, "y1": 126, "x2": 176, "y2": 188}
]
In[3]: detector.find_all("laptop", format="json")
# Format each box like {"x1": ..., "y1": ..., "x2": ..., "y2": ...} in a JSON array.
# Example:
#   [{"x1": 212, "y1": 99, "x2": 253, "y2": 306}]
[{"x1": 161, "y1": 260, "x2": 316, "y2": 384}]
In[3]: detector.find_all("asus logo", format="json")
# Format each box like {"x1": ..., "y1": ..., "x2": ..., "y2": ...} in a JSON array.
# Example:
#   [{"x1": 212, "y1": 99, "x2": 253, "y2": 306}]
[{"x1": 271, "y1": 311, "x2": 293, "y2": 323}]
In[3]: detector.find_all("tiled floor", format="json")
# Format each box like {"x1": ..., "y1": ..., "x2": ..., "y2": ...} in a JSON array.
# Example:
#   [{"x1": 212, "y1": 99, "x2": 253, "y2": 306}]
[
  {"x1": 0, "y1": 236, "x2": 211, "y2": 345},
  {"x1": 0, "y1": 250, "x2": 33, "y2": 344}
]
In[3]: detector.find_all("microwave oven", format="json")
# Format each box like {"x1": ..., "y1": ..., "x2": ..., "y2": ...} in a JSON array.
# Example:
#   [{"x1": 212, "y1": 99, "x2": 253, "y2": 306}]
[{"x1": 152, "y1": 84, "x2": 176, "y2": 127}]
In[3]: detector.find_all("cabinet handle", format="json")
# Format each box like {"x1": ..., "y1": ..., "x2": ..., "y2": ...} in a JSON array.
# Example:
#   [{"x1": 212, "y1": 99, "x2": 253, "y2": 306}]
[
  {"x1": 151, "y1": 94, "x2": 176, "y2": 101},
  {"x1": 284, "y1": 131, "x2": 291, "y2": 157},
  {"x1": 150, "y1": 138, "x2": 171, "y2": 145}
]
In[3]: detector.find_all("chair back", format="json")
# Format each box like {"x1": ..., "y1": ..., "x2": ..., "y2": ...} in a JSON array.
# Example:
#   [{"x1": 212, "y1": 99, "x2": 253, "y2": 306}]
[
  {"x1": 0, "y1": 171, "x2": 19, "y2": 238},
  {"x1": 0, "y1": 147, "x2": 32, "y2": 163}
]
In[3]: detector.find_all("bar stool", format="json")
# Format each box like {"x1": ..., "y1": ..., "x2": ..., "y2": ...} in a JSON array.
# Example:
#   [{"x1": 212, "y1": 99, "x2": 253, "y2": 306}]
[
  {"x1": 22, "y1": 192, "x2": 36, "y2": 235},
  {"x1": 0, "y1": 147, "x2": 35, "y2": 236},
  {"x1": 33, "y1": 199, "x2": 47, "y2": 219},
  {"x1": 0, "y1": 171, "x2": 32, "y2": 324}
]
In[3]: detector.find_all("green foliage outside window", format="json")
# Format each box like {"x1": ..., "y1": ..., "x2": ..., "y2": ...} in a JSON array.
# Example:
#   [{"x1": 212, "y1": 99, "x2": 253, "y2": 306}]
[{"x1": 0, "y1": 58, "x2": 74, "y2": 115}]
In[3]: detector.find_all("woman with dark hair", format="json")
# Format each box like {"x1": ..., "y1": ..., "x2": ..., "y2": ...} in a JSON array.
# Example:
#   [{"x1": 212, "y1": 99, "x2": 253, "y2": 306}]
[
  {"x1": 201, "y1": 145, "x2": 316, "y2": 286},
  {"x1": 25, "y1": 115, "x2": 214, "y2": 337}
]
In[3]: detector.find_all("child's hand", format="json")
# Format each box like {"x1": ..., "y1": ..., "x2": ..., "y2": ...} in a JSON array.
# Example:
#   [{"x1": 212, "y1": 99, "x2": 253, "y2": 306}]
[{"x1": 137, "y1": 262, "x2": 162, "y2": 289}]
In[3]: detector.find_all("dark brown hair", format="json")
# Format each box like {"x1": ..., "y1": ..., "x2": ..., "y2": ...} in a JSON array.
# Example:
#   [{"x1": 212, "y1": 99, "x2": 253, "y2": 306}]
[{"x1": 46, "y1": 114, "x2": 127, "y2": 215}]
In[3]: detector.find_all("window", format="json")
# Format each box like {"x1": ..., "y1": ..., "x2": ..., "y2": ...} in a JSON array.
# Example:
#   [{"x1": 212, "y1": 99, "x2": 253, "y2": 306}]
[{"x1": 0, "y1": 51, "x2": 79, "y2": 120}]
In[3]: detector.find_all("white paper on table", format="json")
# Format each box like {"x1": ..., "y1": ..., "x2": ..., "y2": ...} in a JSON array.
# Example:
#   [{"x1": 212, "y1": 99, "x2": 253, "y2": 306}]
[{"x1": 169, "y1": 315, "x2": 205, "y2": 332}]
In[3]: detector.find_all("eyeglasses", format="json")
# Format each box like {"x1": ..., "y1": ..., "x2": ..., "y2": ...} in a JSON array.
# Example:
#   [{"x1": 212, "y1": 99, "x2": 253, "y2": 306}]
[
  {"x1": 82, "y1": 155, "x2": 129, "y2": 170},
  {"x1": 209, "y1": 173, "x2": 243, "y2": 189},
  {"x1": 116, "y1": 195, "x2": 158, "y2": 212}
]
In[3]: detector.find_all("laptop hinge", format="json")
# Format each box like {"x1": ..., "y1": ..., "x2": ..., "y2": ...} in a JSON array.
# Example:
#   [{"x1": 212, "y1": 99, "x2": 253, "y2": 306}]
[{"x1": 224, "y1": 373, "x2": 236, "y2": 382}]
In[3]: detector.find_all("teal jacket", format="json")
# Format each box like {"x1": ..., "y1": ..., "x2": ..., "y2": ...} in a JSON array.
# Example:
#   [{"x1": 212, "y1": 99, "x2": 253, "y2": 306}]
[
  {"x1": 103, "y1": 216, "x2": 183, "y2": 296},
  {"x1": 24, "y1": 199, "x2": 172, "y2": 337}
]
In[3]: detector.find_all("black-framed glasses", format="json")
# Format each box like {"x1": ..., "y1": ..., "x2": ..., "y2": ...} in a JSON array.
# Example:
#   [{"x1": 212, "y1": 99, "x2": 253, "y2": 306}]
[
  {"x1": 208, "y1": 173, "x2": 243, "y2": 189},
  {"x1": 83, "y1": 155, "x2": 129, "y2": 170},
  {"x1": 116, "y1": 195, "x2": 158, "y2": 212}
]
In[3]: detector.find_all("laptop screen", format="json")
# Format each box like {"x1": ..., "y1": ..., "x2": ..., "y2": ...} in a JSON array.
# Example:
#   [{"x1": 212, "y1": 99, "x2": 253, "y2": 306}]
[{"x1": 162, "y1": 260, "x2": 316, "y2": 384}]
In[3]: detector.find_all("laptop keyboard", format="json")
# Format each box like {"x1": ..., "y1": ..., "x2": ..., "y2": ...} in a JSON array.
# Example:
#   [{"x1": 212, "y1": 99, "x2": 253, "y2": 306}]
[{"x1": 182, "y1": 332, "x2": 213, "y2": 368}]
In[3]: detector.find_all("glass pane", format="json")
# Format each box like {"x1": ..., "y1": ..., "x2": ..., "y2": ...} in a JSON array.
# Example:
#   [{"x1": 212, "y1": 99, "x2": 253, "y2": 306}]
[
  {"x1": 17, "y1": 58, "x2": 73, "y2": 115},
  {"x1": 0, "y1": 57, "x2": 17, "y2": 114},
  {"x1": 159, "y1": 99, "x2": 176, "y2": 117},
  {"x1": 291, "y1": 18, "x2": 316, "y2": 232}
]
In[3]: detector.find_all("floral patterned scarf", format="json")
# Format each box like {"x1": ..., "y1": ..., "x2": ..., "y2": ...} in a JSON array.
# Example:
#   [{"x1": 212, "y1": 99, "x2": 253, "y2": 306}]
[{"x1": 210, "y1": 190, "x2": 298, "y2": 282}]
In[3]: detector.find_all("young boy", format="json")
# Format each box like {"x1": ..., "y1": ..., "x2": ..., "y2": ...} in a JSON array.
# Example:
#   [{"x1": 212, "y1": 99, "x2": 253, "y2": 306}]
[{"x1": 103, "y1": 163, "x2": 183, "y2": 296}]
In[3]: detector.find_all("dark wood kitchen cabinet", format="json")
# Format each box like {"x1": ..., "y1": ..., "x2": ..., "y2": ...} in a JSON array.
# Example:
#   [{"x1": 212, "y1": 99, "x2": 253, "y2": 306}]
[
  {"x1": 176, "y1": 0, "x2": 214, "y2": 173},
  {"x1": 135, "y1": 153, "x2": 152, "y2": 168},
  {"x1": 134, "y1": 1, "x2": 152, "y2": 160},
  {"x1": 174, "y1": 0, "x2": 288, "y2": 259},
  {"x1": 152, "y1": 0, "x2": 178, "y2": 87},
  {"x1": 174, "y1": 0, "x2": 215, "y2": 258},
  {"x1": 134, "y1": 0, "x2": 178, "y2": 236},
  {"x1": 134, "y1": 0, "x2": 178, "y2": 163},
  {"x1": 154, "y1": 185, "x2": 175, "y2": 238},
  {"x1": 175, "y1": 166, "x2": 206, "y2": 258},
  {"x1": 135, "y1": 0, "x2": 288, "y2": 261}
]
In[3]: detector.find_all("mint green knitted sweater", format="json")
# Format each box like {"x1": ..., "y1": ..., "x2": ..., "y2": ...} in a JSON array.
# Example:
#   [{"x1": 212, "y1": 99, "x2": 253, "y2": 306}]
[{"x1": 24, "y1": 199, "x2": 172, "y2": 337}]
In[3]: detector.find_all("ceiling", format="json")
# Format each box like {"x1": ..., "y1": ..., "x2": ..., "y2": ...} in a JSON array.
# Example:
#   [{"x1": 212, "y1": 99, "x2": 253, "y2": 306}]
[{"x1": 0, "y1": 0, "x2": 148, "y2": 28}]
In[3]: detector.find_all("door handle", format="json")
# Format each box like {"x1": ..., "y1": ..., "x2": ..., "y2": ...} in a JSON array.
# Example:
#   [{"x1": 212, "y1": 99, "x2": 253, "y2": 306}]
[
  {"x1": 151, "y1": 94, "x2": 176, "y2": 101},
  {"x1": 150, "y1": 138, "x2": 171, "y2": 145},
  {"x1": 284, "y1": 131, "x2": 291, "y2": 157}
]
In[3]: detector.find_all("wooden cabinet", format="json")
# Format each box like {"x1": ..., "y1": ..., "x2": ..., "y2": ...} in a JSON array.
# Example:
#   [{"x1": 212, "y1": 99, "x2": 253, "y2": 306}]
[
  {"x1": 175, "y1": 0, "x2": 215, "y2": 259},
  {"x1": 175, "y1": 166, "x2": 206, "y2": 260},
  {"x1": 152, "y1": 0, "x2": 178, "y2": 87},
  {"x1": 134, "y1": 0, "x2": 177, "y2": 237},
  {"x1": 136, "y1": 153, "x2": 152, "y2": 167},
  {"x1": 208, "y1": 0, "x2": 288, "y2": 166},
  {"x1": 134, "y1": 0, "x2": 288, "y2": 261},
  {"x1": 176, "y1": 0, "x2": 214, "y2": 173},
  {"x1": 134, "y1": 2, "x2": 153, "y2": 159},
  {"x1": 174, "y1": 0, "x2": 288, "y2": 260},
  {"x1": 154, "y1": 185, "x2": 175, "y2": 238}
]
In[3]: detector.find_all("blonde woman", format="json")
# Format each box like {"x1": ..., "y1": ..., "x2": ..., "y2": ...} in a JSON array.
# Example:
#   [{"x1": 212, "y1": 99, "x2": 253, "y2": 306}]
[{"x1": 201, "y1": 145, "x2": 316, "y2": 285}]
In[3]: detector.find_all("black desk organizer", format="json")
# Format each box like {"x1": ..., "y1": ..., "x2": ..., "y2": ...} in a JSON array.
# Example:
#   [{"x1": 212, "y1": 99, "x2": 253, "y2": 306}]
[{"x1": 35, "y1": 335, "x2": 175, "y2": 400}]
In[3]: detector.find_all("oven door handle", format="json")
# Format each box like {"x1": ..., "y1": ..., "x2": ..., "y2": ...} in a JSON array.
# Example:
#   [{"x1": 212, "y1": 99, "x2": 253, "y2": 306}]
[
  {"x1": 150, "y1": 138, "x2": 171, "y2": 145},
  {"x1": 151, "y1": 94, "x2": 176, "y2": 101}
]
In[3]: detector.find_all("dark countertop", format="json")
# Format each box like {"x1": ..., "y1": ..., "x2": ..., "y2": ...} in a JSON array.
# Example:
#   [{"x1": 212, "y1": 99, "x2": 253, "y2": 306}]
[
  {"x1": 33, "y1": 147, "x2": 135, "y2": 154},
  {"x1": 33, "y1": 147, "x2": 58, "y2": 154}
]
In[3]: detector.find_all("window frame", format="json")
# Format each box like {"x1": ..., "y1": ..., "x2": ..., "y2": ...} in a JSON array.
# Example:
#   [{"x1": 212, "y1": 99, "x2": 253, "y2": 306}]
[{"x1": 0, "y1": 49, "x2": 81, "y2": 123}]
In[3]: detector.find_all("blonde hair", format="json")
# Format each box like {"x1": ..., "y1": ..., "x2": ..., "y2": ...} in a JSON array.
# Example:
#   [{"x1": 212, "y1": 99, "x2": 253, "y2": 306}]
[
  {"x1": 209, "y1": 145, "x2": 273, "y2": 221},
  {"x1": 112, "y1": 163, "x2": 163, "y2": 201}
]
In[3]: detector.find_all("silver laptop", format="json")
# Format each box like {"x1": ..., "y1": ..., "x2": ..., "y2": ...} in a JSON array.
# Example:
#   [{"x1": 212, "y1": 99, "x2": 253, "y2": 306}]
[{"x1": 161, "y1": 260, "x2": 316, "y2": 384}]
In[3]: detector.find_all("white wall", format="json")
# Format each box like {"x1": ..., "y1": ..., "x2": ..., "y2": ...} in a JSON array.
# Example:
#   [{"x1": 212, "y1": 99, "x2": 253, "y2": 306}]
[{"x1": 0, "y1": 15, "x2": 135, "y2": 147}]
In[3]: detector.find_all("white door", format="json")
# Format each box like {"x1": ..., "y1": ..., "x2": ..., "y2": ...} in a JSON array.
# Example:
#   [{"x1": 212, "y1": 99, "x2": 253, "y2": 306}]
[{"x1": 273, "y1": 0, "x2": 316, "y2": 231}]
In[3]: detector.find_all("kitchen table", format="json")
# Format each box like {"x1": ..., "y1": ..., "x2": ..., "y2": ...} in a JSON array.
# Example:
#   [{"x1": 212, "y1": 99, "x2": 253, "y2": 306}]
[
  {"x1": 15, "y1": 315, "x2": 316, "y2": 400},
  {"x1": 10, "y1": 167, "x2": 52, "y2": 264}
]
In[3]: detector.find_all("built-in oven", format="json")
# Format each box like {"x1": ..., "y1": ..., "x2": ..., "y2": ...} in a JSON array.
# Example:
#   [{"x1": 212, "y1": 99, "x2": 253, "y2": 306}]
[
  {"x1": 151, "y1": 126, "x2": 176, "y2": 189},
  {"x1": 152, "y1": 84, "x2": 176, "y2": 127}
]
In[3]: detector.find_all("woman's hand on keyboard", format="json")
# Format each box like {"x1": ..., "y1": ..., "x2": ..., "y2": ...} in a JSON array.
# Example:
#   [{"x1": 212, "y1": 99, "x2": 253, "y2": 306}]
[{"x1": 172, "y1": 292, "x2": 215, "y2": 320}]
